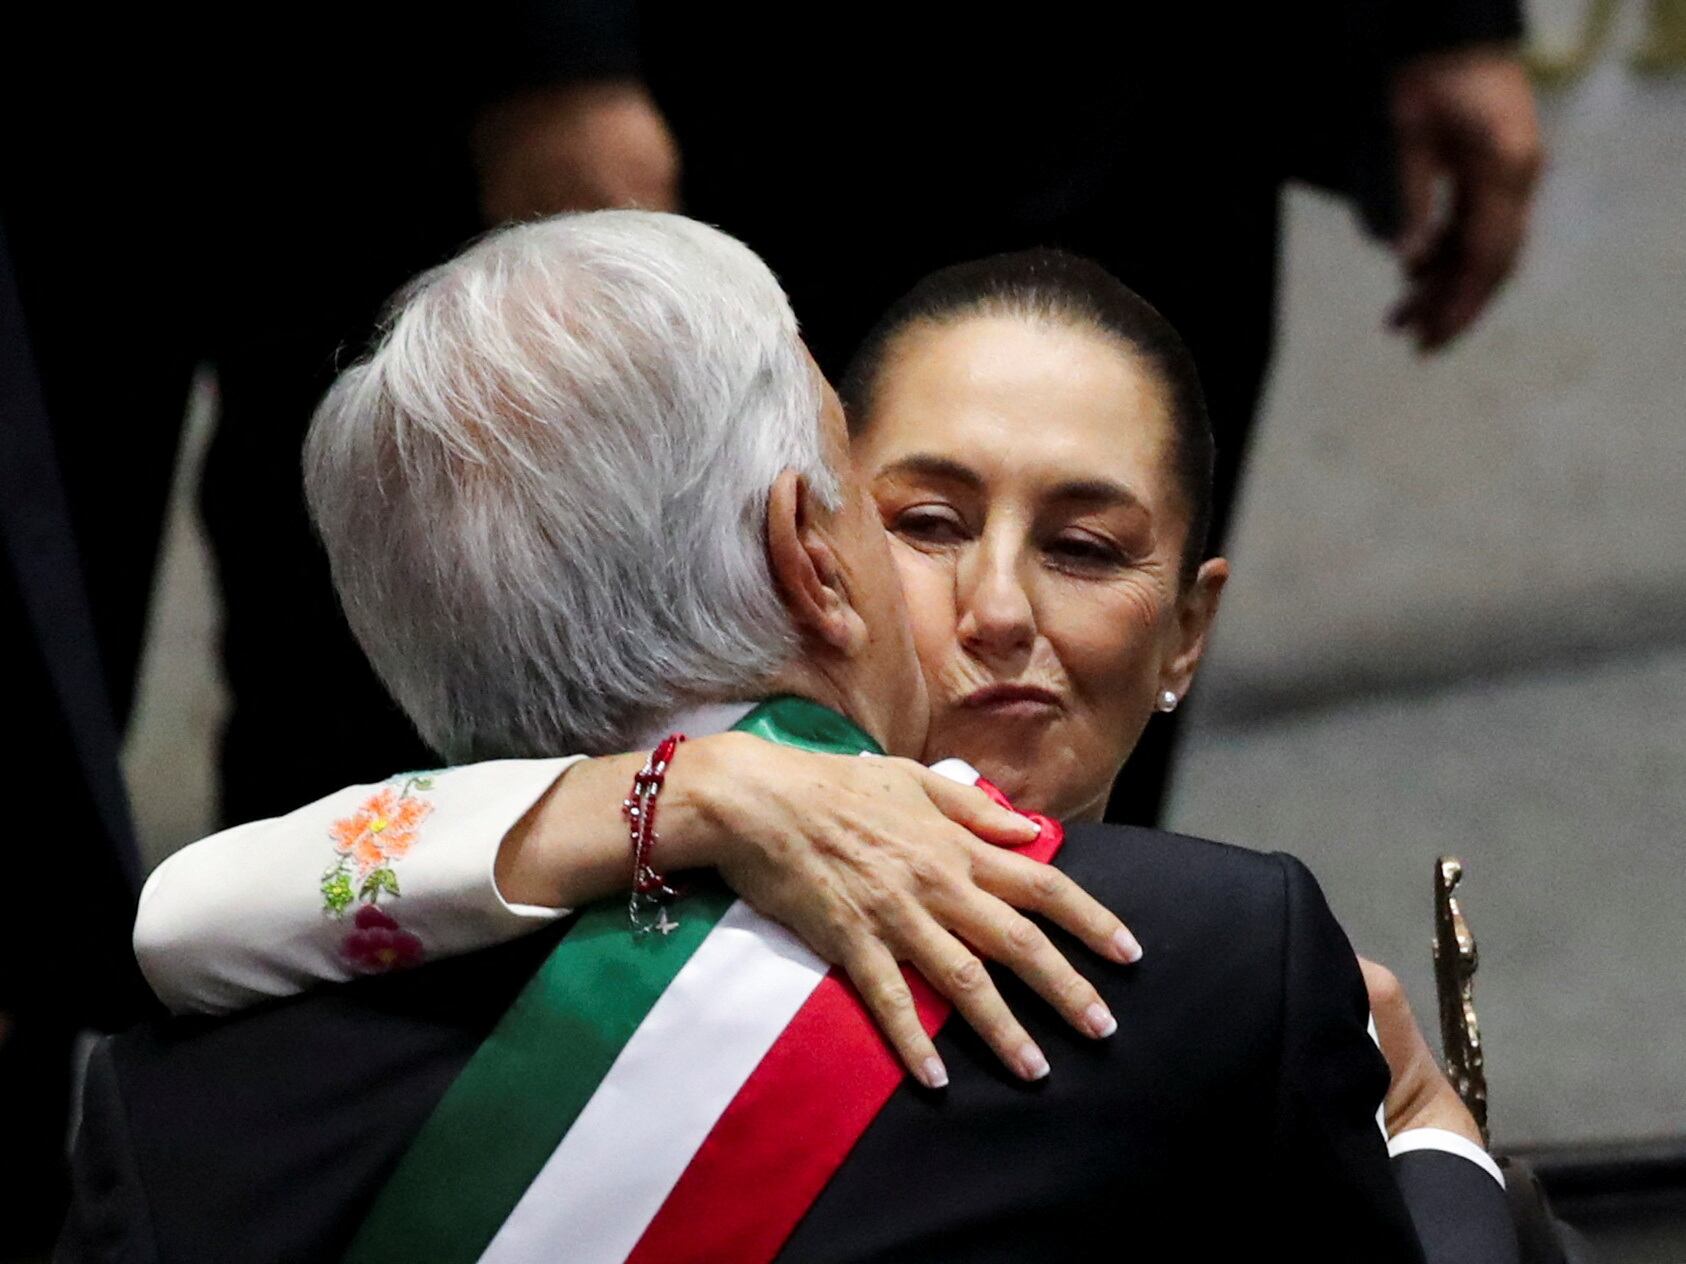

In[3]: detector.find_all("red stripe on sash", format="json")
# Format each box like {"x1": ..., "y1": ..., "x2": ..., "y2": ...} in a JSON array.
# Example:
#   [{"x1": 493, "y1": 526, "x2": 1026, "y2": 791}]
[
  {"x1": 625, "y1": 968, "x2": 946, "y2": 1264},
  {"x1": 626, "y1": 815, "x2": 1064, "y2": 1264}
]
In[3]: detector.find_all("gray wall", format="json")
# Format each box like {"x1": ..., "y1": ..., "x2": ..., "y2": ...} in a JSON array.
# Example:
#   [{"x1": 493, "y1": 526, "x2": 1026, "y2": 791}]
[{"x1": 1168, "y1": 19, "x2": 1685, "y2": 1148}]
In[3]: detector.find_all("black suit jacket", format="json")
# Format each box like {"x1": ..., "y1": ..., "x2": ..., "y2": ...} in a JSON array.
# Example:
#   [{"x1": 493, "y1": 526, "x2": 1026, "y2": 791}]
[{"x1": 61, "y1": 825, "x2": 1514, "y2": 1262}]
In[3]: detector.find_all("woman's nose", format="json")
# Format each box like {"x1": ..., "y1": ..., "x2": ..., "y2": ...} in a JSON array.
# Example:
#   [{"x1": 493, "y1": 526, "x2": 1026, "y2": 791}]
[{"x1": 955, "y1": 546, "x2": 1035, "y2": 659}]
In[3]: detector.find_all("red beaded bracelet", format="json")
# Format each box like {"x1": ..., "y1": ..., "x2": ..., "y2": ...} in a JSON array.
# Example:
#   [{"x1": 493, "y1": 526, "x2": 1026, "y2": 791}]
[{"x1": 623, "y1": 733, "x2": 686, "y2": 935}]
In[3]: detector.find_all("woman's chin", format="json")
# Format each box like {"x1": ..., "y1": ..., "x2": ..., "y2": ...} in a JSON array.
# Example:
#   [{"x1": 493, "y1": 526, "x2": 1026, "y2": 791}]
[
  {"x1": 933, "y1": 754, "x2": 1054, "y2": 817},
  {"x1": 928, "y1": 714, "x2": 1110, "y2": 817},
  {"x1": 968, "y1": 760, "x2": 1039, "y2": 809},
  {"x1": 937, "y1": 741, "x2": 1110, "y2": 821}
]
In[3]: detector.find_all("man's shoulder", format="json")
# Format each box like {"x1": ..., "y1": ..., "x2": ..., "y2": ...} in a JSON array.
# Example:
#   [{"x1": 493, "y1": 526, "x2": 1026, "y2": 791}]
[
  {"x1": 1053, "y1": 820, "x2": 1299, "y2": 930},
  {"x1": 1057, "y1": 819, "x2": 1282, "y2": 872}
]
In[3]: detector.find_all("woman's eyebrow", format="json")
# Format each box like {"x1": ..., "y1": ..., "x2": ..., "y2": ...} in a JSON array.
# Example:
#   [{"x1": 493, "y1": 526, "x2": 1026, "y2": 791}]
[
  {"x1": 874, "y1": 454, "x2": 984, "y2": 489},
  {"x1": 1049, "y1": 478, "x2": 1144, "y2": 510},
  {"x1": 878, "y1": 457, "x2": 1145, "y2": 511}
]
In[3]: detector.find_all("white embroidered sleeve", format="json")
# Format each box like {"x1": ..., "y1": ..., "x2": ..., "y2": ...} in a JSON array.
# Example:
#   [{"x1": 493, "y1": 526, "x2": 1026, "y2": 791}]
[{"x1": 135, "y1": 756, "x2": 585, "y2": 1015}]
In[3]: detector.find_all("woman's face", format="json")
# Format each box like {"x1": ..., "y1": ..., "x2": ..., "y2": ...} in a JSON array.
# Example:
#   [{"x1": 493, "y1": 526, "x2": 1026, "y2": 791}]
[{"x1": 851, "y1": 315, "x2": 1228, "y2": 821}]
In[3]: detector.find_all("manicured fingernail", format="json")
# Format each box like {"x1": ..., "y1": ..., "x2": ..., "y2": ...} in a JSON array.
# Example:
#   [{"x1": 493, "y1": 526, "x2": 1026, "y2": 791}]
[
  {"x1": 1017, "y1": 1043, "x2": 1050, "y2": 1081},
  {"x1": 1012, "y1": 813, "x2": 1041, "y2": 838},
  {"x1": 1112, "y1": 928, "x2": 1143, "y2": 964},
  {"x1": 921, "y1": 1056, "x2": 949, "y2": 1089},
  {"x1": 1085, "y1": 1002, "x2": 1117, "y2": 1039}
]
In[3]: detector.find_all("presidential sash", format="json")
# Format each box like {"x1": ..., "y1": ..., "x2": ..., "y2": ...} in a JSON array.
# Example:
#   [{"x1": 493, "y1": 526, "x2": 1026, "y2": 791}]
[{"x1": 345, "y1": 696, "x2": 1063, "y2": 1264}]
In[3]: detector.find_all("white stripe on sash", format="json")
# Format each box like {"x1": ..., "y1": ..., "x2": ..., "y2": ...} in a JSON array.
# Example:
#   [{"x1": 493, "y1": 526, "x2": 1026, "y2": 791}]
[{"x1": 477, "y1": 900, "x2": 830, "y2": 1264}]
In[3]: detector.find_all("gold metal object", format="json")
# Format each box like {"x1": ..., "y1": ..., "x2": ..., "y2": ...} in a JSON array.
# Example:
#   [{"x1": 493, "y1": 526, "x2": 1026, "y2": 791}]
[
  {"x1": 1432, "y1": 856, "x2": 1490, "y2": 1145},
  {"x1": 1634, "y1": 0, "x2": 1686, "y2": 74},
  {"x1": 1527, "y1": 0, "x2": 1686, "y2": 83}
]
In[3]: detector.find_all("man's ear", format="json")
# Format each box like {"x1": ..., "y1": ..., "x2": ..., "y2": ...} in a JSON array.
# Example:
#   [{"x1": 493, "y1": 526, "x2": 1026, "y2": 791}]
[
  {"x1": 765, "y1": 468, "x2": 861, "y2": 652},
  {"x1": 1160, "y1": 556, "x2": 1230, "y2": 700}
]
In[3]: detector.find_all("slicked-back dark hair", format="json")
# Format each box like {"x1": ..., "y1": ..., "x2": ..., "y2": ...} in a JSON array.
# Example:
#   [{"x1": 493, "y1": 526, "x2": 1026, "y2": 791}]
[{"x1": 838, "y1": 249, "x2": 1214, "y2": 583}]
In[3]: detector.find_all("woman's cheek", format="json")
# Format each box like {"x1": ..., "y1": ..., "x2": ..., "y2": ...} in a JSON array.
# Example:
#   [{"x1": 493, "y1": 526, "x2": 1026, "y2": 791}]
[
  {"x1": 890, "y1": 542, "x2": 957, "y2": 681},
  {"x1": 1091, "y1": 570, "x2": 1167, "y2": 639},
  {"x1": 1056, "y1": 580, "x2": 1167, "y2": 731}
]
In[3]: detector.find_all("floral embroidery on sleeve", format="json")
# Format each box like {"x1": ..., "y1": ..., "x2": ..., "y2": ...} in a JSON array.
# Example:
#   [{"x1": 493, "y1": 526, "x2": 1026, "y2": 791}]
[{"x1": 321, "y1": 773, "x2": 437, "y2": 973}]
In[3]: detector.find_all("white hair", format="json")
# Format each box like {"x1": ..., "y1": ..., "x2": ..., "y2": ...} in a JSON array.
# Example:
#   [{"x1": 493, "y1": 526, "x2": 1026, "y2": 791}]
[{"x1": 304, "y1": 211, "x2": 837, "y2": 759}]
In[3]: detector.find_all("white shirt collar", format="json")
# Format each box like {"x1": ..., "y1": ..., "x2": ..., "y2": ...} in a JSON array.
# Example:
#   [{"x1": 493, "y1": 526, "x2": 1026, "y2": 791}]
[{"x1": 630, "y1": 701, "x2": 759, "y2": 751}]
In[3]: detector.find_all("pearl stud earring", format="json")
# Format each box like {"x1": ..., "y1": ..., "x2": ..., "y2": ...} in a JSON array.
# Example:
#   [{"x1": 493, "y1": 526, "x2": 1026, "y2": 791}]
[{"x1": 1157, "y1": 689, "x2": 1180, "y2": 713}]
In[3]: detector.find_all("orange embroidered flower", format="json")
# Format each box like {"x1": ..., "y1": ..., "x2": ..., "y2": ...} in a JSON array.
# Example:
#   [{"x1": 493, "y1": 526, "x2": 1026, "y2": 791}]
[{"x1": 330, "y1": 786, "x2": 434, "y2": 877}]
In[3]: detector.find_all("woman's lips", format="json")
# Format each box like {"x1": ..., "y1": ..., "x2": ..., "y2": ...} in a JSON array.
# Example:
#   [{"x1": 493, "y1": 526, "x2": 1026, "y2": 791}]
[{"x1": 958, "y1": 683, "x2": 1063, "y2": 718}]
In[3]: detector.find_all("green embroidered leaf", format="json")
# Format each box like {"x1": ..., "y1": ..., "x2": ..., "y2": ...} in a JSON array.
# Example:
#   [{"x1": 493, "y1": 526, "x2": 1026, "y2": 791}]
[
  {"x1": 360, "y1": 868, "x2": 401, "y2": 901},
  {"x1": 321, "y1": 869, "x2": 355, "y2": 915}
]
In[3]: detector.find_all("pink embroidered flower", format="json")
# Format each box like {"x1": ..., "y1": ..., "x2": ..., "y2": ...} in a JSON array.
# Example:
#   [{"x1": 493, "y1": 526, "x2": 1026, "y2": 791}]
[
  {"x1": 343, "y1": 904, "x2": 426, "y2": 973},
  {"x1": 330, "y1": 786, "x2": 434, "y2": 876}
]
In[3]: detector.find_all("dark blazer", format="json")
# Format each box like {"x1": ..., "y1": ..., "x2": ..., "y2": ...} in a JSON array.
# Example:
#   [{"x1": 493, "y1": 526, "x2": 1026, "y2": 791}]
[{"x1": 61, "y1": 825, "x2": 1514, "y2": 1262}]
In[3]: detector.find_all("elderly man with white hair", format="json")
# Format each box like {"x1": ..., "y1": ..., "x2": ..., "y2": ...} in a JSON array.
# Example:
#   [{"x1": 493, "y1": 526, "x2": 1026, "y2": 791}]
[{"x1": 63, "y1": 212, "x2": 1429, "y2": 1263}]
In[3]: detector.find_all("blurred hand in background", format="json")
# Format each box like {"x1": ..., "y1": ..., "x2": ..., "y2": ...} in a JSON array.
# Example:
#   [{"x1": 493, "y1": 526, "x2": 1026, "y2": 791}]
[
  {"x1": 1389, "y1": 46, "x2": 1544, "y2": 352},
  {"x1": 473, "y1": 78, "x2": 680, "y2": 224}
]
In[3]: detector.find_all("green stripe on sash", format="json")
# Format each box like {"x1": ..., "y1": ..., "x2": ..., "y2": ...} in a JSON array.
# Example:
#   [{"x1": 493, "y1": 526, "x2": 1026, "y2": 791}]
[
  {"x1": 730, "y1": 697, "x2": 884, "y2": 756},
  {"x1": 343, "y1": 887, "x2": 736, "y2": 1261},
  {"x1": 344, "y1": 697, "x2": 880, "y2": 1263}
]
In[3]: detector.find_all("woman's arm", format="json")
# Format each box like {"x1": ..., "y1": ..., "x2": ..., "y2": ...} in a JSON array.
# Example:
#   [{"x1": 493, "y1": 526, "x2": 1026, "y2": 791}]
[
  {"x1": 1361, "y1": 958, "x2": 1498, "y2": 1165},
  {"x1": 137, "y1": 734, "x2": 1139, "y2": 1082},
  {"x1": 505, "y1": 733, "x2": 1140, "y2": 1081},
  {"x1": 135, "y1": 757, "x2": 585, "y2": 1014}
]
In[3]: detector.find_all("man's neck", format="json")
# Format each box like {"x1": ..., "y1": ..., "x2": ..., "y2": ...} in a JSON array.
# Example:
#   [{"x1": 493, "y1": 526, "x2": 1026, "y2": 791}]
[
  {"x1": 629, "y1": 701, "x2": 761, "y2": 750},
  {"x1": 624, "y1": 662, "x2": 922, "y2": 759},
  {"x1": 629, "y1": 692, "x2": 887, "y2": 758},
  {"x1": 763, "y1": 662, "x2": 917, "y2": 758}
]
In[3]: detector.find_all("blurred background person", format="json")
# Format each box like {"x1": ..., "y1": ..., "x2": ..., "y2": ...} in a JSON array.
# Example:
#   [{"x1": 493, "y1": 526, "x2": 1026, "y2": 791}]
[
  {"x1": 2, "y1": 10, "x2": 654, "y2": 1256},
  {"x1": 0, "y1": 225, "x2": 150, "y2": 1264}
]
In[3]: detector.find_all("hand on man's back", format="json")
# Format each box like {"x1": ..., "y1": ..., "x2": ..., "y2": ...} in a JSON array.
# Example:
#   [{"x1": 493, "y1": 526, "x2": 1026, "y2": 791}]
[{"x1": 1362, "y1": 957, "x2": 1485, "y2": 1145}]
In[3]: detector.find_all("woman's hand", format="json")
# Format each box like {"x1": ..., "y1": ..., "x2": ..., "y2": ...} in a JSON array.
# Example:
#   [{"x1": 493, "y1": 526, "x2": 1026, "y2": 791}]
[
  {"x1": 674, "y1": 735, "x2": 1142, "y2": 1088},
  {"x1": 1360, "y1": 957, "x2": 1485, "y2": 1145}
]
